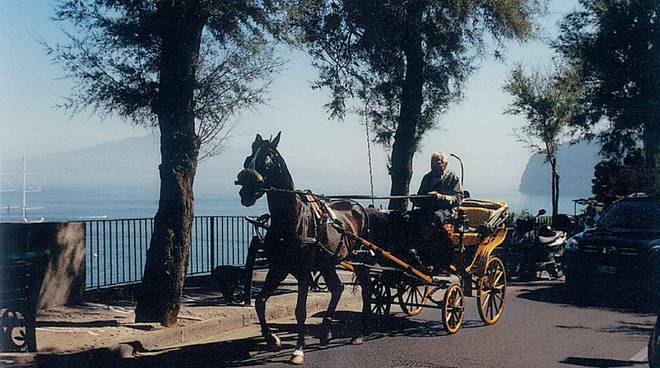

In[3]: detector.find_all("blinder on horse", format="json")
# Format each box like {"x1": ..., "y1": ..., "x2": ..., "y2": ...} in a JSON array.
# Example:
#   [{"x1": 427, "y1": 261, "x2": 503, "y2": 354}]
[{"x1": 235, "y1": 136, "x2": 284, "y2": 206}]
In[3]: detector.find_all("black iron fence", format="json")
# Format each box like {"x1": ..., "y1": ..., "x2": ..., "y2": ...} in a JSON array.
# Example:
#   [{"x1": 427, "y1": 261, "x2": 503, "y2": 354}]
[{"x1": 83, "y1": 216, "x2": 256, "y2": 290}]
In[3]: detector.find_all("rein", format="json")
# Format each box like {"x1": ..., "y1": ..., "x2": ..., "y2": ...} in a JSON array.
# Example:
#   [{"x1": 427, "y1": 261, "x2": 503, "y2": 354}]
[{"x1": 260, "y1": 187, "x2": 436, "y2": 201}]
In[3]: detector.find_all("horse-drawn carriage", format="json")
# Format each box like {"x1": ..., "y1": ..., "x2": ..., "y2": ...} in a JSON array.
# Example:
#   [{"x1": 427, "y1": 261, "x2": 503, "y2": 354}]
[
  {"x1": 235, "y1": 132, "x2": 510, "y2": 364},
  {"x1": 246, "y1": 197, "x2": 509, "y2": 334}
]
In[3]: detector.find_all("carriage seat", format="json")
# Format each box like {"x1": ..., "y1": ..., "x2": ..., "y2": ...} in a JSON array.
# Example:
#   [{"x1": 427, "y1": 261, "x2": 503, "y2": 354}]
[
  {"x1": 450, "y1": 199, "x2": 507, "y2": 248},
  {"x1": 457, "y1": 199, "x2": 507, "y2": 230}
]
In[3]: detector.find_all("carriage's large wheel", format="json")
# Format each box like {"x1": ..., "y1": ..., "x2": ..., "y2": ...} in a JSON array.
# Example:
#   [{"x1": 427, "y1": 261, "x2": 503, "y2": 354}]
[
  {"x1": 397, "y1": 283, "x2": 431, "y2": 316},
  {"x1": 477, "y1": 256, "x2": 506, "y2": 325},
  {"x1": 370, "y1": 275, "x2": 392, "y2": 317},
  {"x1": 441, "y1": 284, "x2": 464, "y2": 334}
]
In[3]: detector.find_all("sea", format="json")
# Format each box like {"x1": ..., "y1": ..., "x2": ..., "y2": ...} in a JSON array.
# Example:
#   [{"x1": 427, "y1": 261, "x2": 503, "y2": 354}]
[
  {"x1": 1, "y1": 185, "x2": 587, "y2": 288},
  {"x1": 0, "y1": 184, "x2": 586, "y2": 223}
]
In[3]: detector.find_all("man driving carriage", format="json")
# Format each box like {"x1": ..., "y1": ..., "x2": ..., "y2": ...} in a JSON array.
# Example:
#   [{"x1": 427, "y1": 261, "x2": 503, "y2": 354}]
[
  {"x1": 414, "y1": 151, "x2": 463, "y2": 224},
  {"x1": 410, "y1": 152, "x2": 463, "y2": 272}
]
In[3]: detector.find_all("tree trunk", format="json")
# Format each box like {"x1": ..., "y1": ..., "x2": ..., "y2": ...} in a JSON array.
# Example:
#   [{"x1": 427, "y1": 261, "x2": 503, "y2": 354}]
[
  {"x1": 642, "y1": 122, "x2": 660, "y2": 194},
  {"x1": 388, "y1": 3, "x2": 424, "y2": 211},
  {"x1": 135, "y1": 4, "x2": 206, "y2": 326},
  {"x1": 550, "y1": 158, "x2": 559, "y2": 219}
]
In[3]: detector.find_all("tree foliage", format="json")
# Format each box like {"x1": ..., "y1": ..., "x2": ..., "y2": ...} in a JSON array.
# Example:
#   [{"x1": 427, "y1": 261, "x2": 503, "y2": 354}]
[
  {"x1": 554, "y1": 0, "x2": 660, "y2": 167},
  {"x1": 503, "y1": 64, "x2": 581, "y2": 217},
  {"x1": 592, "y1": 152, "x2": 655, "y2": 206},
  {"x1": 296, "y1": 0, "x2": 539, "y2": 146},
  {"x1": 290, "y1": 0, "x2": 542, "y2": 209},
  {"x1": 45, "y1": 0, "x2": 283, "y2": 158}
]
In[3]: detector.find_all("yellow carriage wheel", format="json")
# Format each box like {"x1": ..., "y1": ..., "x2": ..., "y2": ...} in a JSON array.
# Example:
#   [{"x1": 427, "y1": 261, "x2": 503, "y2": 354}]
[
  {"x1": 477, "y1": 256, "x2": 506, "y2": 325},
  {"x1": 441, "y1": 284, "x2": 464, "y2": 334},
  {"x1": 397, "y1": 284, "x2": 431, "y2": 316}
]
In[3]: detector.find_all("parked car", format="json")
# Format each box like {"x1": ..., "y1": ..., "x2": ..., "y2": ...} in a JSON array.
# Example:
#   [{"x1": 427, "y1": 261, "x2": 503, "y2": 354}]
[{"x1": 562, "y1": 195, "x2": 660, "y2": 304}]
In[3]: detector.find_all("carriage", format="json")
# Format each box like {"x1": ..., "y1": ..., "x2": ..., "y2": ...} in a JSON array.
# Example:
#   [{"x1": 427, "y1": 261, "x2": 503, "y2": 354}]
[
  {"x1": 247, "y1": 196, "x2": 509, "y2": 334},
  {"x1": 332, "y1": 197, "x2": 509, "y2": 333}
]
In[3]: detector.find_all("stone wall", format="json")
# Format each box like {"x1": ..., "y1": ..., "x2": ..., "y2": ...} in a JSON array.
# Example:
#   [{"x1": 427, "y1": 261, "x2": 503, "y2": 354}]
[{"x1": 0, "y1": 222, "x2": 86, "y2": 308}]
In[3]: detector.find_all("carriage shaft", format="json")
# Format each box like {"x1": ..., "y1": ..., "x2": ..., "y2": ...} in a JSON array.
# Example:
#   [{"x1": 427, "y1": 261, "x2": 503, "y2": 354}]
[{"x1": 339, "y1": 230, "x2": 434, "y2": 284}]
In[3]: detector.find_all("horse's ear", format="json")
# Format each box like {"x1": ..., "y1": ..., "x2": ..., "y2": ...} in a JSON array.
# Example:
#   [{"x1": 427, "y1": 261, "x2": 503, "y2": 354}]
[
  {"x1": 271, "y1": 131, "x2": 281, "y2": 148},
  {"x1": 255, "y1": 134, "x2": 263, "y2": 144}
]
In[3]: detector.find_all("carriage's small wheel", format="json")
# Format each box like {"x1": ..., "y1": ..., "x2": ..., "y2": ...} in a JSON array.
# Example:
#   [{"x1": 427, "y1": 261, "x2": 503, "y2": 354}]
[
  {"x1": 441, "y1": 284, "x2": 464, "y2": 334},
  {"x1": 370, "y1": 275, "x2": 391, "y2": 317},
  {"x1": 477, "y1": 256, "x2": 506, "y2": 326},
  {"x1": 397, "y1": 283, "x2": 431, "y2": 316}
]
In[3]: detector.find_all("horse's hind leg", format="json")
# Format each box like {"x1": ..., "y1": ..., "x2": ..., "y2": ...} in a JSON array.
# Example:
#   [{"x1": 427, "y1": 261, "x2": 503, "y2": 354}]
[
  {"x1": 290, "y1": 271, "x2": 312, "y2": 365},
  {"x1": 318, "y1": 265, "x2": 344, "y2": 345},
  {"x1": 351, "y1": 265, "x2": 372, "y2": 345},
  {"x1": 255, "y1": 266, "x2": 288, "y2": 351}
]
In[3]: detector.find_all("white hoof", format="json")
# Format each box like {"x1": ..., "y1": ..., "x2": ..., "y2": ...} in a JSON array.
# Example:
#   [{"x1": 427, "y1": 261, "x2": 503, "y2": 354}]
[
  {"x1": 289, "y1": 349, "x2": 304, "y2": 365},
  {"x1": 267, "y1": 334, "x2": 282, "y2": 351}
]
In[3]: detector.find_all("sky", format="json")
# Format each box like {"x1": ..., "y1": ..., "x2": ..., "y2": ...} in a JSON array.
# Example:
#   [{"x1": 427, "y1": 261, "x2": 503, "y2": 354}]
[{"x1": 0, "y1": 0, "x2": 581, "y2": 196}]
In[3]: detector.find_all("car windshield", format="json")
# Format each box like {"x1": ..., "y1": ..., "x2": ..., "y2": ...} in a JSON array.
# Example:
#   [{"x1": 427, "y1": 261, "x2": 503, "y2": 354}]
[{"x1": 598, "y1": 200, "x2": 660, "y2": 230}]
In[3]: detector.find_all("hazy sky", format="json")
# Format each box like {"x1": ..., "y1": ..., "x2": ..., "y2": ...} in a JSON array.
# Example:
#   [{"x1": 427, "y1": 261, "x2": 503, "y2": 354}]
[{"x1": 0, "y1": 1, "x2": 580, "y2": 194}]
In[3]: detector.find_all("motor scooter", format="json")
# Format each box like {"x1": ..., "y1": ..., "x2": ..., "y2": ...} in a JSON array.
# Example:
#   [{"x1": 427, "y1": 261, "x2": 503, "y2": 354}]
[{"x1": 504, "y1": 209, "x2": 566, "y2": 280}]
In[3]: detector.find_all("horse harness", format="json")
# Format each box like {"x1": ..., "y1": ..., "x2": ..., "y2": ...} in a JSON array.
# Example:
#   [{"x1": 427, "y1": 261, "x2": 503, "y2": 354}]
[{"x1": 265, "y1": 187, "x2": 362, "y2": 262}]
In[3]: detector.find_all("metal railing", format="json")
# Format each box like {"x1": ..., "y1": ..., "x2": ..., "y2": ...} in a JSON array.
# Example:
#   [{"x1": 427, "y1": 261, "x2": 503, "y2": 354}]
[{"x1": 83, "y1": 216, "x2": 256, "y2": 290}]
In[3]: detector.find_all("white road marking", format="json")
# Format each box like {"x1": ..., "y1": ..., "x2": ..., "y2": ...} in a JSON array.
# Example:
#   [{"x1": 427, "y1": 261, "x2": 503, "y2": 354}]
[{"x1": 630, "y1": 347, "x2": 648, "y2": 362}]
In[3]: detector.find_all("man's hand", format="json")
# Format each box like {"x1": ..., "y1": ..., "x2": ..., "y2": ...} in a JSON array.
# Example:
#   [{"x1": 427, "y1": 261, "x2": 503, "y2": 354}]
[{"x1": 431, "y1": 192, "x2": 450, "y2": 202}]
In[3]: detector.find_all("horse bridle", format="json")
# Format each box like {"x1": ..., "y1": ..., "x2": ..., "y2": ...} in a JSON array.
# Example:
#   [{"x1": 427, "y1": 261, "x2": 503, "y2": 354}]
[{"x1": 235, "y1": 143, "x2": 283, "y2": 189}]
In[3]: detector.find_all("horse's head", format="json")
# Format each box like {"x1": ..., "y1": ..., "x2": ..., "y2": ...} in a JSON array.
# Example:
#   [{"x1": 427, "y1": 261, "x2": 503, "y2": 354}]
[{"x1": 235, "y1": 132, "x2": 282, "y2": 207}]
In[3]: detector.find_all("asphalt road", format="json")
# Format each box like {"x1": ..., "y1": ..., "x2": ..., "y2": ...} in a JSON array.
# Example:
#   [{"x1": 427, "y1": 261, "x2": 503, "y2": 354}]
[{"x1": 116, "y1": 280, "x2": 654, "y2": 368}]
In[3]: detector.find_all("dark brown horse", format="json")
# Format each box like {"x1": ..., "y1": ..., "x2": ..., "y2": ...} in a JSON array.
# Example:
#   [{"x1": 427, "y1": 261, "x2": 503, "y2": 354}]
[{"x1": 235, "y1": 132, "x2": 372, "y2": 364}]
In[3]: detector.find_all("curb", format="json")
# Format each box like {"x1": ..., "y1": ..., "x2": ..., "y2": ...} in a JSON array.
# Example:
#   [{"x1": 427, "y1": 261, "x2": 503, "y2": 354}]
[{"x1": 119, "y1": 287, "x2": 364, "y2": 354}]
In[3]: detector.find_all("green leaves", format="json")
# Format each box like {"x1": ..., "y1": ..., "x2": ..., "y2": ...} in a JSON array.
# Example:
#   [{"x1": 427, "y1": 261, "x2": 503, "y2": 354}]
[
  {"x1": 554, "y1": 0, "x2": 660, "y2": 165},
  {"x1": 294, "y1": 0, "x2": 542, "y2": 150},
  {"x1": 47, "y1": 0, "x2": 284, "y2": 157},
  {"x1": 503, "y1": 64, "x2": 581, "y2": 158}
]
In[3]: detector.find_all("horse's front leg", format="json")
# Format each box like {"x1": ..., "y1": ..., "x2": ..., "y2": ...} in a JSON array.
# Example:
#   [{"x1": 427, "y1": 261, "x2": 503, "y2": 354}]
[
  {"x1": 255, "y1": 266, "x2": 288, "y2": 351},
  {"x1": 290, "y1": 271, "x2": 312, "y2": 365}
]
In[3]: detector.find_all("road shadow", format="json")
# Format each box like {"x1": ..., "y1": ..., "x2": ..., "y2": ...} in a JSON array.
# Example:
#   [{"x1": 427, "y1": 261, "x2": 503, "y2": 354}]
[
  {"x1": 34, "y1": 311, "x2": 479, "y2": 368},
  {"x1": 515, "y1": 280, "x2": 656, "y2": 314},
  {"x1": 559, "y1": 356, "x2": 647, "y2": 367}
]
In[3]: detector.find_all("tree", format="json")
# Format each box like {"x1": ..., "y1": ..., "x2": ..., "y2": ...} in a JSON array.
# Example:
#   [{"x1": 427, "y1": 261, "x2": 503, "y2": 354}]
[
  {"x1": 503, "y1": 65, "x2": 580, "y2": 218},
  {"x1": 554, "y1": 0, "x2": 659, "y2": 172},
  {"x1": 592, "y1": 150, "x2": 655, "y2": 206},
  {"x1": 292, "y1": 0, "x2": 542, "y2": 210},
  {"x1": 46, "y1": 0, "x2": 283, "y2": 326}
]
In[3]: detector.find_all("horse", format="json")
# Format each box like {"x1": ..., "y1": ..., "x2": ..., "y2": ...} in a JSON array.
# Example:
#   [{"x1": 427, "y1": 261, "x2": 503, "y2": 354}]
[{"x1": 235, "y1": 132, "x2": 373, "y2": 365}]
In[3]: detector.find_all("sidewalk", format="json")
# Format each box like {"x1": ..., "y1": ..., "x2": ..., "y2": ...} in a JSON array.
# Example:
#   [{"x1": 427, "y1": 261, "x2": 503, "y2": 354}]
[{"x1": 1, "y1": 270, "x2": 363, "y2": 367}]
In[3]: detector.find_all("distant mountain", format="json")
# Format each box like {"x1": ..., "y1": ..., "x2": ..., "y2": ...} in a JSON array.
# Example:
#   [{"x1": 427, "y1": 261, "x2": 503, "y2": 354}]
[
  {"x1": 0, "y1": 133, "x2": 376, "y2": 198},
  {"x1": 12, "y1": 134, "x2": 162, "y2": 190},
  {"x1": 519, "y1": 141, "x2": 600, "y2": 196}
]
